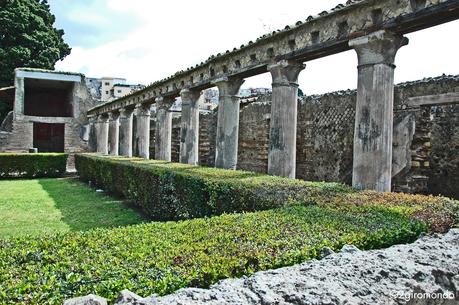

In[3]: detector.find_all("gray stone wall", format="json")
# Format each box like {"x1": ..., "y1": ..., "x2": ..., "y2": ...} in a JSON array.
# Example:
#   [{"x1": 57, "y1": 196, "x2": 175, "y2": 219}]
[
  {"x1": 428, "y1": 103, "x2": 459, "y2": 198},
  {"x1": 237, "y1": 99, "x2": 271, "y2": 173}
]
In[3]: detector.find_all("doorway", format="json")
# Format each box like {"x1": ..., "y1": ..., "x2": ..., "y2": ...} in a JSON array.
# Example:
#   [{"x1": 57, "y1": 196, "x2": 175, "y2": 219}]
[{"x1": 33, "y1": 123, "x2": 65, "y2": 152}]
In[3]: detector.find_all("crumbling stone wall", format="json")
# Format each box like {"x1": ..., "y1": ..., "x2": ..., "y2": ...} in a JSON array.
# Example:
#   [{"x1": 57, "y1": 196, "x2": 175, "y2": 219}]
[
  {"x1": 428, "y1": 104, "x2": 459, "y2": 198},
  {"x1": 171, "y1": 119, "x2": 181, "y2": 163},
  {"x1": 237, "y1": 98, "x2": 271, "y2": 173},
  {"x1": 296, "y1": 92, "x2": 356, "y2": 183},
  {"x1": 199, "y1": 112, "x2": 217, "y2": 167}
]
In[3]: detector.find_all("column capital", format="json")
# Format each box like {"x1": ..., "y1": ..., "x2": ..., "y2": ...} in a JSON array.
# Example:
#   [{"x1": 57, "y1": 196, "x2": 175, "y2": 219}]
[
  {"x1": 212, "y1": 77, "x2": 245, "y2": 97},
  {"x1": 108, "y1": 111, "x2": 120, "y2": 121},
  {"x1": 97, "y1": 114, "x2": 109, "y2": 123},
  {"x1": 180, "y1": 88, "x2": 201, "y2": 106},
  {"x1": 88, "y1": 115, "x2": 97, "y2": 123},
  {"x1": 268, "y1": 60, "x2": 306, "y2": 87},
  {"x1": 135, "y1": 103, "x2": 151, "y2": 116},
  {"x1": 119, "y1": 107, "x2": 134, "y2": 118},
  {"x1": 349, "y1": 30, "x2": 409, "y2": 67},
  {"x1": 155, "y1": 96, "x2": 175, "y2": 110}
]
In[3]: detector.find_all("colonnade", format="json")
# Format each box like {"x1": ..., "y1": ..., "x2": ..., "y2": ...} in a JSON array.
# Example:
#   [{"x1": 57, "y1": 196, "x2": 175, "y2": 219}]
[{"x1": 89, "y1": 30, "x2": 407, "y2": 192}]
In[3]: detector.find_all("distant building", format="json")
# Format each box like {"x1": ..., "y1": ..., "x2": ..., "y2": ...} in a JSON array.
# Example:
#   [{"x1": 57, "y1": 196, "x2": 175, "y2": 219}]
[
  {"x1": 167, "y1": 88, "x2": 270, "y2": 114},
  {"x1": 239, "y1": 88, "x2": 272, "y2": 97},
  {"x1": 0, "y1": 68, "x2": 95, "y2": 159},
  {"x1": 85, "y1": 77, "x2": 145, "y2": 102}
]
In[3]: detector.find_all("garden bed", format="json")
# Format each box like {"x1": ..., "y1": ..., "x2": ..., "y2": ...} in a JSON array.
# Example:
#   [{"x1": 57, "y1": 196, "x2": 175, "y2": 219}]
[
  {"x1": 0, "y1": 154, "x2": 456, "y2": 304},
  {"x1": 0, "y1": 204, "x2": 429, "y2": 304}
]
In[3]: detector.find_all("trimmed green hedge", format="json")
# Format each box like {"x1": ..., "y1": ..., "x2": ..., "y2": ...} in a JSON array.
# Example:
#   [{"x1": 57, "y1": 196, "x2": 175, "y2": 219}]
[
  {"x1": 75, "y1": 154, "x2": 459, "y2": 228},
  {"x1": 0, "y1": 153, "x2": 68, "y2": 178},
  {"x1": 0, "y1": 205, "x2": 427, "y2": 304},
  {"x1": 75, "y1": 154, "x2": 350, "y2": 220}
]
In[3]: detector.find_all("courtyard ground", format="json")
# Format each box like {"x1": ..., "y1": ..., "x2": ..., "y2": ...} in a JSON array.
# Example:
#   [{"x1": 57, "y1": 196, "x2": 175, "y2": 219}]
[
  {"x1": 0, "y1": 178, "x2": 146, "y2": 237},
  {"x1": 0, "y1": 176, "x2": 457, "y2": 304}
]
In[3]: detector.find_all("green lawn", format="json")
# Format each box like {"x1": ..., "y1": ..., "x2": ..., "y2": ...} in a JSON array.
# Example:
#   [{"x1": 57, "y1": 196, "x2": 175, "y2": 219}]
[{"x1": 0, "y1": 178, "x2": 146, "y2": 237}]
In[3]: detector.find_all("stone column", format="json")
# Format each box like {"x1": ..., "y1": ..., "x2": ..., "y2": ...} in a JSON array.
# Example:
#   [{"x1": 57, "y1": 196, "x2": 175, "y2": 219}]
[
  {"x1": 349, "y1": 30, "x2": 408, "y2": 192},
  {"x1": 179, "y1": 89, "x2": 200, "y2": 165},
  {"x1": 119, "y1": 107, "x2": 134, "y2": 157},
  {"x1": 96, "y1": 114, "x2": 109, "y2": 154},
  {"x1": 155, "y1": 96, "x2": 174, "y2": 161},
  {"x1": 135, "y1": 103, "x2": 151, "y2": 159},
  {"x1": 267, "y1": 60, "x2": 305, "y2": 178},
  {"x1": 88, "y1": 115, "x2": 97, "y2": 152},
  {"x1": 108, "y1": 111, "x2": 119, "y2": 156},
  {"x1": 213, "y1": 77, "x2": 245, "y2": 169}
]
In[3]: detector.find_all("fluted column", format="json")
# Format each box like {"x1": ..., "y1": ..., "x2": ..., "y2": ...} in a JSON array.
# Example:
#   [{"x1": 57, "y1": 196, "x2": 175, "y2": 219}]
[
  {"x1": 119, "y1": 107, "x2": 134, "y2": 157},
  {"x1": 134, "y1": 103, "x2": 151, "y2": 159},
  {"x1": 96, "y1": 114, "x2": 109, "y2": 154},
  {"x1": 213, "y1": 77, "x2": 245, "y2": 169},
  {"x1": 267, "y1": 60, "x2": 305, "y2": 178},
  {"x1": 349, "y1": 30, "x2": 408, "y2": 192},
  {"x1": 179, "y1": 89, "x2": 200, "y2": 165},
  {"x1": 108, "y1": 111, "x2": 119, "y2": 156},
  {"x1": 155, "y1": 96, "x2": 174, "y2": 161}
]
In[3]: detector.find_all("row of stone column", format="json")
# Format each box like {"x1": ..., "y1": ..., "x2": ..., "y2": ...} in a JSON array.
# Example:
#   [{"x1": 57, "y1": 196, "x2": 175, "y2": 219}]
[{"x1": 91, "y1": 30, "x2": 407, "y2": 192}]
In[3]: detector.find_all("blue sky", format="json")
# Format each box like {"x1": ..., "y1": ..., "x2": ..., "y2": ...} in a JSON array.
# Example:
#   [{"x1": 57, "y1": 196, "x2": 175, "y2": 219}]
[
  {"x1": 49, "y1": 0, "x2": 459, "y2": 94},
  {"x1": 49, "y1": 0, "x2": 141, "y2": 48}
]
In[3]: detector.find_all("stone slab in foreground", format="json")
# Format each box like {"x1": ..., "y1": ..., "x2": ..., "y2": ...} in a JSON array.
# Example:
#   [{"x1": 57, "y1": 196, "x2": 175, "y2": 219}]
[{"x1": 67, "y1": 229, "x2": 459, "y2": 305}]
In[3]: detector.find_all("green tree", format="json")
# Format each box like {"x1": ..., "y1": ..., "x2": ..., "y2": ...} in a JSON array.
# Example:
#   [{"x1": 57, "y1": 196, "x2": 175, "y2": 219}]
[{"x1": 0, "y1": 0, "x2": 71, "y2": 87}]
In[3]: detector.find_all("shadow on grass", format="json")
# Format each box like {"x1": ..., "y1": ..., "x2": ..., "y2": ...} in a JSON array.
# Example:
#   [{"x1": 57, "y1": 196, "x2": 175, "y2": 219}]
[{"x1": 38, "y1": 178, "x2": 147, "y2": 232}]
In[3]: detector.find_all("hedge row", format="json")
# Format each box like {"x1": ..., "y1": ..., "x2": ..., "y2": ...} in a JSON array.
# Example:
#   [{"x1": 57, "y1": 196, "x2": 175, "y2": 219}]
[
  {"x1": 75, "y1": 154, "x2": 459, "y2": 230},
  {"x1": 0, "y1": 205, "x2": 427, "y2": 304},
  {"x1": 75, "y1": 154, "x2": 351, "y2": 221},
  {"x1": 0, "y1": 153, "x2": 68, "y2": 178}
]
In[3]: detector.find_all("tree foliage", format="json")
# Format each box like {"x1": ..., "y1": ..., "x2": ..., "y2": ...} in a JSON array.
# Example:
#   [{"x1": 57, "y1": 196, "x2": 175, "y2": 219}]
[{"x1": 0, "y1": 0, "x2": 71, "y2": 86}]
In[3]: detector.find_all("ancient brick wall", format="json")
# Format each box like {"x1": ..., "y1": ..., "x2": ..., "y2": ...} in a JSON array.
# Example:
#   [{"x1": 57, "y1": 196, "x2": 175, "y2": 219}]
[
  {"x1": 237, "y1": 97, "x2": 271, "y2": 173},
  {"x1": 199, "y1": 112, "x2": 217, "y2": 167},
  {"x1": 149, "y1": 121, "x2": 156, "y2": 159},
  {"x1": 171, "y1": 118, "x2": 181, "y2": 163},
  {"x1": 296, "y1": 92, "x2": 356, "y2": 183},
  {"x1": 428, "y1": 104, "x2": 459, "y2": 198}
]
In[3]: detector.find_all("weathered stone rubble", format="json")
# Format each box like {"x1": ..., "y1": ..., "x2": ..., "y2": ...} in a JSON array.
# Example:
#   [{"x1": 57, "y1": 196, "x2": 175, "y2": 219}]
[{"x1": 64, "y1": 229, "x2": 459, "y2": 305}]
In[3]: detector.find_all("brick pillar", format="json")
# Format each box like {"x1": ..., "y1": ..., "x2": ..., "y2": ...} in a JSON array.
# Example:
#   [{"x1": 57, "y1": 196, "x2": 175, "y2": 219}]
[
  {"x1": 267, "y1": 60, "x2": 305, "y2": 178},
  {"x1": 108, "y1": 111, "x2": 119, "y2": 156},
  {"x1": 135, "y1": 103, "x2": 151, "y2": 159},
  {"x1": 213, "y1": 77, "x2": 245, "y2": 170},
  {"x1": 96, "y1": 114, "x2": 109, "y2": 154},
  {"x1": 155, "y1": 96, "x2": 174, "y2": 161},
  {"x1": 349, "y1": 30, "x2": 408, "y2": 192},
  {"x1": 119, "y1": 107, "x2": 134, "y2": 157},
  {"x1": 180, "y1": 89, "x2": 200, "y2": 165}
]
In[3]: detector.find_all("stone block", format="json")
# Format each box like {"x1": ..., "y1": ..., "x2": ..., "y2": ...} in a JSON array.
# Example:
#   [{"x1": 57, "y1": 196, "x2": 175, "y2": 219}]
[{"x1": 63, "y1": 294, "x2": 107, "y2": 305}]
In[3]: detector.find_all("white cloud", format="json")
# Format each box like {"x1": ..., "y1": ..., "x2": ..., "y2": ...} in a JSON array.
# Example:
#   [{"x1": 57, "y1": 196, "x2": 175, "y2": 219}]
[{"x1": 55, "y1": 0, "x2": 459, "y2": 94}]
